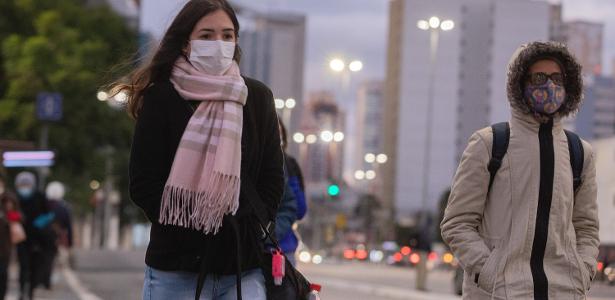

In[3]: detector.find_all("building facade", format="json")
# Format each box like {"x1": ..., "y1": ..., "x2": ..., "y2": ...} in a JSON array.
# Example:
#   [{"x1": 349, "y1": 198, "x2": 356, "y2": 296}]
[
  {"x1": 236, "y1": 8, "x2": 306, "y2": 148},
  {"x1": 573, "y1": 76, "x2": 615, "y2": 140},
  {"x1": 383, "y1": 0, "x2": 550, "y2": 220}
]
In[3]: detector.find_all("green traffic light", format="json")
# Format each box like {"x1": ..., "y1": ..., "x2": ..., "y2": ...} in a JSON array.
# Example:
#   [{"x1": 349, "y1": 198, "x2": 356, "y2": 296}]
[{"x1": 328, "y1": 184, "x2": 340, "y2": 196}]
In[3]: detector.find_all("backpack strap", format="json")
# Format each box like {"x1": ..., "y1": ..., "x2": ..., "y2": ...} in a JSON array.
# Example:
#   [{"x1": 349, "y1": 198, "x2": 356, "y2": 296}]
[
  {"x1": 488, "y1": 122, "x2": 510, "y2": 191},
  {"x1": 564, "y1": 130, "x2": 584, "y2": 194}
]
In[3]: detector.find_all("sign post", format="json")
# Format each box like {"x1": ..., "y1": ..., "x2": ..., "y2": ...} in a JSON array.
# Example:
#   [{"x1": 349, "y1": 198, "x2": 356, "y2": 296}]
[{"x1": 36, "y1": 92, "x2": 62, "y2": 189}]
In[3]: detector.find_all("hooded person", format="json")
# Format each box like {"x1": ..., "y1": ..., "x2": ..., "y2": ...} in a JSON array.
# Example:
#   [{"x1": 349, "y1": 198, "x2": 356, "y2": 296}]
[
  {"x1": 14, "y1": 171, "x2": 55, "y2": 299},
  {"x1": 441, "y1": 41, "x2": 599, "y2": 299}
]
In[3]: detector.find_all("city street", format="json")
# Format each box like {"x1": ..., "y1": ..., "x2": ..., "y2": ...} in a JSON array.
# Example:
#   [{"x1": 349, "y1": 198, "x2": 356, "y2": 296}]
[{"x1": 4, "y1": 249, "x2": 615, "y2": 299}]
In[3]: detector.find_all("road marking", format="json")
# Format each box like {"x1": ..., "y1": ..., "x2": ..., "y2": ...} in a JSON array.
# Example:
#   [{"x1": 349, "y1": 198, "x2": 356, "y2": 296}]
[
  {"x1": 310, "y1": 276, "x2": 461, "y2": 300},
  {"x1": 62, "y1": 266, "x2": 103, "y2": 300}
]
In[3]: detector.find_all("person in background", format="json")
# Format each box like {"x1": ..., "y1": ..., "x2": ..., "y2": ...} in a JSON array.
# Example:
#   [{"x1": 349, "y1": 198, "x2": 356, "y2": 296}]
[
  {"x1": 14, "y1": 171, "x2": 55, "y2": 300},
  {"x1": 0, "y1": 176, "x2": 23, "y2": 300},
  {"x1": 275, "y1": 121, "x2": 308, "y2": 265},
  {"x1": 43, "y1": 181, "x2": 73, "y2": 288}
]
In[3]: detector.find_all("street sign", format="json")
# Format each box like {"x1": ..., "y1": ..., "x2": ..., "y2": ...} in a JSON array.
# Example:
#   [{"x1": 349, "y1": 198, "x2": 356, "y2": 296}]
[
  {"x1": 2, "y1": 150, "x2": 55, "y2": 167},
  {"x1": 36, "y1": 92, "x2": 63, "y2": 121}
]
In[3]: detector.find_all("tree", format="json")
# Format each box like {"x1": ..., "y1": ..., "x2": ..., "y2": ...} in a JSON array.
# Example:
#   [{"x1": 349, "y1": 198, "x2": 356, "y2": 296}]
[{"x1": 0, "y1": 0, "x2": 138, "y2": 218}]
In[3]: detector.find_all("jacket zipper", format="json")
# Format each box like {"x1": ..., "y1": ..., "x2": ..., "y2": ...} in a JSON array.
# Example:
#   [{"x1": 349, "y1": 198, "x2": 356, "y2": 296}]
[{"x1": 530, "y1": 119, "x2": 554, "y2": 300}]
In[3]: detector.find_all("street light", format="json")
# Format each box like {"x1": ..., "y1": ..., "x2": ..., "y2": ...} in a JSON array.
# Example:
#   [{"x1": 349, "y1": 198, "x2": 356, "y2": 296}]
[
  {"x1": 114, "y1": 91, "x2": 128, "y2": 103},
  {"x1": 365, "y1": 170, "x2": 376, "y2": 180},
  {"x1": 285, "y1": 98, "x2": 296, "y2": 109},
  {"x1": 320, "y1": 130, "x2": 334, "y2": 142},
  {"x1": 365, "y1": 153, "x2": 376, "y2": 163},
  {"x1": 376, "y1": 154, "x2": 388, "y2": 164},
  {"x1": 306, "y1": 134, "x2": 318, "y2": 144},
  {"x1": 349, "y1": 60, "x2": 363, "y2": 72},
  {"x1": 329, "y1": 58, "x2": 345, "y2": 72},
  {"x1": 354, "y1": 170, "x2": 366, "y2": 180},
  {"x1": 293, "y1": 133, "x2": 305, "y2": 144},
  {"x1": 333, "y1": 131, "x2": 345, "y2": 142},
  {"x1": 417, "y1": 16, "x2": 455, "y2": 211},
  {"x1": 97, "y1": 91, "x2": 108, "y2": 101},
  {"x1": 275, "y1": 98, "x2": 286, "y2": 109}
]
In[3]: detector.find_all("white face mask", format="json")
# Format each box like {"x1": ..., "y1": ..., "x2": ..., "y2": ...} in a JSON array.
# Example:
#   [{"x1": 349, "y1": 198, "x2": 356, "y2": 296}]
[{"x1": 189, "y1": 40, "x2": 235, "y2": 75}]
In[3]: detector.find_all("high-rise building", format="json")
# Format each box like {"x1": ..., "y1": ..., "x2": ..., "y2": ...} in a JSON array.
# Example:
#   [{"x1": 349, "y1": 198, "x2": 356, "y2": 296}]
[
  {"x1": 592, "y1": 137, "x2": 615, "y2": 250},
  {"x1": 549, "y1": 3, "x2": 566, "y2": 43},
  {"x1": 299, "y1": 92, "x2": 345, "y2": 197},
  {"x1": 383, "y1": 0, "x2": 550, "y2": 219},
  {"x1": 353, "y1": 81, "x2": 385, "y2": 192},
  {"x1": 573, "y1": 76, "x2": 615, "y2": 140},
  {"x1": 565, "y1": 21, "x2": 604, "y2": 76},
  {"x1": 235, "y1": 7, "x2": 306, "y2": 149}
]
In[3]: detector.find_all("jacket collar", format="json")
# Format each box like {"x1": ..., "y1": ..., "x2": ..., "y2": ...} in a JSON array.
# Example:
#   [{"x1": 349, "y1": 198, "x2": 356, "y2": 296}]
[{"x1": 510, "y1": 107, "x2": 563, "y2": 134}]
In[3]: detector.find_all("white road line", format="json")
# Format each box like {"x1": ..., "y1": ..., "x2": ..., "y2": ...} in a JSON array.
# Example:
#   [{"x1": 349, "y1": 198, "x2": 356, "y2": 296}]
[{"x1": 62, "y1": 266, "x2": 103, "y2": 300}]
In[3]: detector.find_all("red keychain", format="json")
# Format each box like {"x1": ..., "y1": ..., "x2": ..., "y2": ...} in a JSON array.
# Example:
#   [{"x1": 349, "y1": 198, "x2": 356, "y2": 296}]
[{"x1": 272, "y1": 249, "x2": 285, "y2": 286}]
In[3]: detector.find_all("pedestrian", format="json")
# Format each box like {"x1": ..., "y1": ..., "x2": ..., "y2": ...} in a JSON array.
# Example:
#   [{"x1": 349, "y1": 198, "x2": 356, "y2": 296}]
[
  {"x1": 276, "y1": 121, "x2": 308, "y2": 266},
  {"x1": 14, "y1": 171, "x2": 56, "y2": 300},
  {"x1": 414, "y1": 211, "x2": 433, "y2": 291},
  {"x1": 0, "y1": 176, "x2": 24, "y2": 300},
  {"x1": 118, "y1": 0, "x2": 284, "y2": 299},
  {"x1": 441, "y1": 41, "x2": 599, "y2": 299},
  {"x1": 43, "y1": 181, "x2": 73, "y2": 287}
]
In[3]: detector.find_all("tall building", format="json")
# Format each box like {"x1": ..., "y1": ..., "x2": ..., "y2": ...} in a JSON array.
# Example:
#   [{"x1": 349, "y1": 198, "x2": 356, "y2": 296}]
[
  {"x1": 383, "y1": 0, "x2": 550, "y2": 220},
  {"x1": 573, "y1": 76, "x2": 615, "y2": 140},
  {"x1": 565, "y1": 21, "x2": 604, "y2": 75},
  {"x1": 353, "y1": 81, "x2": 385, "y2": 192},
  {"x1": 549, "y1": 3, "x2": 566, "y2": 43},
  {"x1": 235, "y1": 6, "x2": 306, "y2": 148},
  {"x1": 592, "y1": 137, "x2": 615, "y2": 248},
  {"x1": 300, "y1": 91, "x2": 345, "y2": 197}
]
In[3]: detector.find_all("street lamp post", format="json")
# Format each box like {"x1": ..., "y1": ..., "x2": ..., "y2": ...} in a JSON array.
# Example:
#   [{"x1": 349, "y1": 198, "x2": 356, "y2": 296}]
[
  {"x1": 275, "y1": 98, "x2": 296, "y2": 127},
  {"x1": 417, "y1": 16, "x2": 454, "y2": 211}
]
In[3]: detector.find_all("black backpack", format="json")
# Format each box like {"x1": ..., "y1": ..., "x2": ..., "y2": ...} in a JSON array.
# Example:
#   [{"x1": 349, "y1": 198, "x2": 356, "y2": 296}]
[{"x1": 487, "y1": 122, "x2": 584, "y2": 194}]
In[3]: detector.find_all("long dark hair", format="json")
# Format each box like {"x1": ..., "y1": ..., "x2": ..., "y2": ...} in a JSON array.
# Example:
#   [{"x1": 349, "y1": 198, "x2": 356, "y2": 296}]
[{"x1": 114, "y1": 0, "x2": 242, "y2": 119}]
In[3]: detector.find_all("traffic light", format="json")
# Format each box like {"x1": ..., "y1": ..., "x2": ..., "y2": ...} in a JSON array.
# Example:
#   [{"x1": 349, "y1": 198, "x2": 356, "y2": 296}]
[{"x1": 327, "y1": 184, "x2": 340, "y2": 197}]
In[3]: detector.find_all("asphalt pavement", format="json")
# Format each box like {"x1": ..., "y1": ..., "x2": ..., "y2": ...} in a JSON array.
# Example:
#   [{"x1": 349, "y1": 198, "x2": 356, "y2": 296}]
[{"x1": 4, "y1": 249, "x2": 615, "y2": 299}]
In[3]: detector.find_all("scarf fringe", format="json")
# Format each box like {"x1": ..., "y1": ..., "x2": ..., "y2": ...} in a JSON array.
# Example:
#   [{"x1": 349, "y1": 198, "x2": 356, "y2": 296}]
[{"x1": 159, "y1": 173, "x2": 240, "y2": 235}]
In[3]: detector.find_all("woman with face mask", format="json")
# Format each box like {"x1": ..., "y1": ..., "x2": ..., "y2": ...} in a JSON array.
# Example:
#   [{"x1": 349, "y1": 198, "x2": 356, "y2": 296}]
[
  {"x1": 442, "y1": 42, "x2": 599, "y2": 299},
  {"x1": 114, "y1": 1, "x2": 284, "y2": 299}
]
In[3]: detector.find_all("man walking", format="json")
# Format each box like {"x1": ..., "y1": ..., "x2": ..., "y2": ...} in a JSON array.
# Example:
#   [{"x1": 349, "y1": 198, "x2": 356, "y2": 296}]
[{"x1": 441, "y1": 41, "x2": 599, "y2": 299}]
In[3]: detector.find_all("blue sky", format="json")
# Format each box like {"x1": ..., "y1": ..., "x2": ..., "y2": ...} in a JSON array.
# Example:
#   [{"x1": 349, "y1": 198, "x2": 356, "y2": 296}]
[{"x1": 232, "y1": 0, "x2": 615, "y2": 93}]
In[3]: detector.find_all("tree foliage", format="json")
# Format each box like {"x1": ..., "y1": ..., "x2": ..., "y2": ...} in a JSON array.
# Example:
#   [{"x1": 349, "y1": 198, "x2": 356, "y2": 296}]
[{"x1": 0, "y1": 0, "x2": 138, "y2": 217}]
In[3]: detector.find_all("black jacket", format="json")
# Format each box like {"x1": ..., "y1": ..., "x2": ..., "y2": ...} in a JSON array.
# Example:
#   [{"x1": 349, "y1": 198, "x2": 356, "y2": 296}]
[{"x1": 129, "y1": 77, "x2": 284, "y2": 275}]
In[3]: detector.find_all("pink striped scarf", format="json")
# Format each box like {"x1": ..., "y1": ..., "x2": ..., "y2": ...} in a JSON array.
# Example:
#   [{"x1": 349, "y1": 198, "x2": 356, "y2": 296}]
[{"x1": 159, "y1": 57, "x2": 248, "y2": 234}]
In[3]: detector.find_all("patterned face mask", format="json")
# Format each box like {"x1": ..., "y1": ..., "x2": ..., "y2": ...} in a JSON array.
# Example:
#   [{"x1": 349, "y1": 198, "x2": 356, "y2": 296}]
[{"x1": 524, "y1": 79, "x2": 566, "y2": 115}]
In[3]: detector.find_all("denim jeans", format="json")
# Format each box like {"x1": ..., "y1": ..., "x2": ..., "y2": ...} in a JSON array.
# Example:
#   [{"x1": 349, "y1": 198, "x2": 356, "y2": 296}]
[{"x1": 142, "y1": 266, "x2": 266, "y2": 300}]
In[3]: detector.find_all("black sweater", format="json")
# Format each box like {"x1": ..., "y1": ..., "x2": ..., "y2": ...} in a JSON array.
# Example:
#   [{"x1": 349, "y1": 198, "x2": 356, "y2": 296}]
[{"x1": 129, "y1": 77, "x2": 284, "y2": 275}]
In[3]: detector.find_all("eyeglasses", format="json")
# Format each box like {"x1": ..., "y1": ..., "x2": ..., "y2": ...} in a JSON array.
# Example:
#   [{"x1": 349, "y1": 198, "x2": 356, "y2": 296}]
[{"x1": 527, "y1": 72, "x2": 564, "y2": 86}]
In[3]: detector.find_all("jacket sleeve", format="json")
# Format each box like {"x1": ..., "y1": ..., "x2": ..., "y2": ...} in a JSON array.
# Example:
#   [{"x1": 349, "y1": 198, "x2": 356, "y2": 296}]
[
  {"x1": 440, "y1": 132, "x2": 491, "y2": 276},
  {"x1": 256, "y1": 87, "x2": 284, "y2": 221},
  {"x1": 572, "y1": 141, "x2": 600, "y2": 279},
  {"x1": 275, "y1": 183, "x2": 298, "y2": 241},
  {"x1": 129, "y1": 88, "x2": 168, "y2": 222}
]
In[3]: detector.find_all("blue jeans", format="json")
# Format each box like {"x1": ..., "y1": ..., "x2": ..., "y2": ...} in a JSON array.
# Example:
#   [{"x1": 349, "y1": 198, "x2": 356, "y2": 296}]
[{"x1": 142, "y1": 266, "x2": 266, "y2": 300}]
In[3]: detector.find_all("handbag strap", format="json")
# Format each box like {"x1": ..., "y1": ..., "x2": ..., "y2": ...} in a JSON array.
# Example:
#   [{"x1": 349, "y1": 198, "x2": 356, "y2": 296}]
[{"x1": 243, "y1": 179, "x2": 282, "y2": 251}]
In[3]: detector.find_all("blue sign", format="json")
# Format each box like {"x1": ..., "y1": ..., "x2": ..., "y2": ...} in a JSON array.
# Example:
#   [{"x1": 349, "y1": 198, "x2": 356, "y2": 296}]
[{"x1": 36, "y1": 92, "x2": 63, "y2": 121}]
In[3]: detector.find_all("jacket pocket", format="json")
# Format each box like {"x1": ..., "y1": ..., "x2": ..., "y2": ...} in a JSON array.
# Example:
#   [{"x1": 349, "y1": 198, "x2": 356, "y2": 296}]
[
  {"x1": 476, "y1": 237, "x2": 502, "y2": 294},
  {"x1": 571, "y1": 247, "x2": 590, "y2": 292}
]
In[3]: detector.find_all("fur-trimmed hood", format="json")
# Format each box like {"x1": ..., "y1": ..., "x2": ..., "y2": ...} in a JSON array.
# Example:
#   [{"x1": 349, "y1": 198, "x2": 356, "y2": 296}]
[{"x1": 506, "y1": 41, "x2": 584, "y2": 117}]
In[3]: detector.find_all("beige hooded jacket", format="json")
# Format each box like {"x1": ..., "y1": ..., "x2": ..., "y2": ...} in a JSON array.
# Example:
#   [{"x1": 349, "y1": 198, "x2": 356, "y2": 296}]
[{"x1": 441, "y1": 42, "x2": 599, "y2": 300}]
